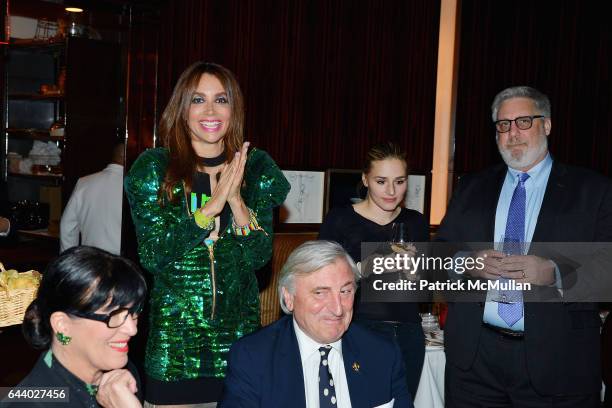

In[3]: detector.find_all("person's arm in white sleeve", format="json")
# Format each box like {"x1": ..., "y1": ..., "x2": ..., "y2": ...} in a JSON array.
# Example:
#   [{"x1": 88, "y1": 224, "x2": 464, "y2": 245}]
[{"x1": 60, "y1": 185, "x2": 81, "y2": 252}]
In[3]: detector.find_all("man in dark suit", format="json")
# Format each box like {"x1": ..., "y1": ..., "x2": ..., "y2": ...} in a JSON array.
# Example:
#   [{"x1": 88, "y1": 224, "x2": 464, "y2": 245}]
[
  {"x1": 220, "y1": 240, "x2": 411, "y2": 408},
  {"x1": 437, "y1": 86, "x2": 612, "y2": 407}
]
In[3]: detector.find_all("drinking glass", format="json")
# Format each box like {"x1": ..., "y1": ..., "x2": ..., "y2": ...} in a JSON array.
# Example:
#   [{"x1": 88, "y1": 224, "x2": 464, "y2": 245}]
[
  {"x1": 389, "y1": 222, "x2": 417, "y2": 278},
  {"x1": 420, "y1": 312, "x2": 440, "y2": 333},
  {"x1": 490, "y1": 235, "x2": 526, "y2": 303},
  {"x1": 390, "y1": 222, "x2": 412, "y2": 252}
]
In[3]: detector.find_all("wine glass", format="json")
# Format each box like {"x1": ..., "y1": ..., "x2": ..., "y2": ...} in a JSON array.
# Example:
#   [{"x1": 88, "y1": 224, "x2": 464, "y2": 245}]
[
  {"x1": 389, "y1": 222, "x2": 417, "y2": 278},
  {"x1": 495, "y1": 234, "x2": 528, "y2": 256},
  {"x1": 491, "y1": 235, "x2": 525, "y2": 303},
  {"x1": 390, "y1": 222, "x2": 412, "y2": 252}
]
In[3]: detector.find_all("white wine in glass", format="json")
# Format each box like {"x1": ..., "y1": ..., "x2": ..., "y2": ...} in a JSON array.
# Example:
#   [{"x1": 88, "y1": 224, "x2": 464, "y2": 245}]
[{"x1": 390, "y1": 222, "x2": 414, "y2": 253}]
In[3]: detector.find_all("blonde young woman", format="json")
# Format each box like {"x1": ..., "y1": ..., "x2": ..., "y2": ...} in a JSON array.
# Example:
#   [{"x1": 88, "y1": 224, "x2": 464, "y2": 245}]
[
  {"x1": 319, "y1": 141, "x2": 428, "y2": 399},
  {"x1": 125, "y1": 62, "x2": 289, "y2": 406}
]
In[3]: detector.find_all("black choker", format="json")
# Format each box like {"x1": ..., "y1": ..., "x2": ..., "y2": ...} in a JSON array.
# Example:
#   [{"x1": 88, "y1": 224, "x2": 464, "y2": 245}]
[{"x1": 199, "y1": 152, "x2": 226, "y2": 167}]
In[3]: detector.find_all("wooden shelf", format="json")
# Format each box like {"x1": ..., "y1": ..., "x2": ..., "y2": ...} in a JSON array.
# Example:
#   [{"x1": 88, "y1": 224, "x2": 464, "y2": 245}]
[
  {"x1": 8, "y1": 93, "x2": 64, "y2": 101},
  {"x1": 3, "y1": 37, "x2": 124, "y2": 219},
  {"x1": 9, "y1": 38, "x2": 65, "y2": 51},
  {"x1": 8, "y1": 172, "x2": 63, "y2": 182},
  {"x1": 6, "y1": 128, "x2": 64, "y2": 141},
  {"x1": 18, "y1": 228, "x2": 59, "y2": 241}
]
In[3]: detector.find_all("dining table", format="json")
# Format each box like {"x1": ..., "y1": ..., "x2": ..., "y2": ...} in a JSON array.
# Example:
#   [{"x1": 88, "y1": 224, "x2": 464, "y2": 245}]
[{"x1": 414, "y1": 330, "x2": 445, "y2": 408}]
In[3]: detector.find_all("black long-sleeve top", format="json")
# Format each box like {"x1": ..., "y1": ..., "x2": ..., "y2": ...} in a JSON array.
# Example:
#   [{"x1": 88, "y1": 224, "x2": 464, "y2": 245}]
[{"x1": 319, "y1": 205, "x2": 429, "y2": 322}]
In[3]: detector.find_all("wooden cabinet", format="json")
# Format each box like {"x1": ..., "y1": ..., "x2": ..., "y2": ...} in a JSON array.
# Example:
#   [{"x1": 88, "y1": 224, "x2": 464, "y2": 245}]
[{"x1": 1, "y1": 36, "x2": 123, "y2": 230}]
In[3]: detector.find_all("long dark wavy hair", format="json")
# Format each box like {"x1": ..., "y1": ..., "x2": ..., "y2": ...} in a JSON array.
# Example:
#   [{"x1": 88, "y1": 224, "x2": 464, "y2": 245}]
[{"x1": 158, "y1": 62, "x2": 245, "y2": 204}]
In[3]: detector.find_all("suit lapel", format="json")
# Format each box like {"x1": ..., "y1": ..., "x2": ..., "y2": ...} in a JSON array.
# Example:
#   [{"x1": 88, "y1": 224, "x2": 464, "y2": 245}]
[
  {"x1": 274, "y1": 318, "x2": 306, "y2": 408},
  {"x1": 532, "y1": 161, "x2": 567, "y2": 242},
  {"x1": 342, "y1": 327, "x2": 369, "y2": 408},
  {"x1": 481, "y1": 166, "x2": 506, "y2": 241}
]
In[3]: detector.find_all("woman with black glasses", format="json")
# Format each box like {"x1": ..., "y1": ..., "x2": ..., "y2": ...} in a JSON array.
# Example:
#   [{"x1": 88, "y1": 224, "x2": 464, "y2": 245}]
[{"x1": 5, "y1": 246, "x2": 147, "y2": 408}]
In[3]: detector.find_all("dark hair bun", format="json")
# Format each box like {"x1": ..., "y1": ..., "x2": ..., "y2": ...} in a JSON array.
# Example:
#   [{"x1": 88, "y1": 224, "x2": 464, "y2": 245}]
[
  {"x1": 22, "y1": 299, "x2": 51, "y2": 350},
  {"x1": 19, "y1": 247, "x2": 146, "y2": 352}
]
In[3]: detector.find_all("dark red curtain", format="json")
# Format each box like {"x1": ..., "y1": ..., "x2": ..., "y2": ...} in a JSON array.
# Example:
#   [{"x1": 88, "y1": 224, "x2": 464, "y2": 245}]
[
  {"x1": 156, "y1": 0, "x2": 440, "y2": 172},
  {"x1": 125, "y1": 6, "x2": 159, "y2": 165},
  {"x1": 454, "y1": 0, "x2": 612, "y2": 177},
  {"x1": 1, "y1": 0, "x2": 7, "y2": 44}
]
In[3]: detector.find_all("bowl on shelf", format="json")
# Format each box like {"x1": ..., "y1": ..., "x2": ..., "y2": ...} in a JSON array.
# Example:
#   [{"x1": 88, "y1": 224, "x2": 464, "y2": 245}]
[{"x1": 49, "y1": 122, "x2": 65, "y2": 137}]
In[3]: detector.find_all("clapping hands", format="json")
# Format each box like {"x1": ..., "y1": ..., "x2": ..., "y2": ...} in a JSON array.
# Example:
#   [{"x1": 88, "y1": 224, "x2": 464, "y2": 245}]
[{"x1": 199, "y1": 142, "x2": 249, "y2": 218}]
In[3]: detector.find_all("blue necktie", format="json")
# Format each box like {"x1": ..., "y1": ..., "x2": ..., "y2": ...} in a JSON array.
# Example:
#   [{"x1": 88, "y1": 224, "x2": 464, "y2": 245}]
[
  {"x1": 318, "y1": 346, "x2": 337, "y2": 407},
  {"x1": 498, "y1": 172, "x2": 530, "y2": 327}
]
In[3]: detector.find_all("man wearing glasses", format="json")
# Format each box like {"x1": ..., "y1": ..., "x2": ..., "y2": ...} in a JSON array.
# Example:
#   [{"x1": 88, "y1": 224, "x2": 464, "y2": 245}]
[{"x1": 436, "y1": 86, "x2": 612, "y2": 406}]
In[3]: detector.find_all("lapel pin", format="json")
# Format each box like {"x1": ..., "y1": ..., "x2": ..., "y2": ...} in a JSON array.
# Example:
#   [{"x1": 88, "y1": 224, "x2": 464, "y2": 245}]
[{"x1": 352, "y1": 362, "x2": 360, "y2": 372}]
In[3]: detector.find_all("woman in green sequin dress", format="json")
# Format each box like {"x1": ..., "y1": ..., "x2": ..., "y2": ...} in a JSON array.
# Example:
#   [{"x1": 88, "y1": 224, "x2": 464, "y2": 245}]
[{"x1": 124, "y1": 62, "x2": 290, "y2": 406}]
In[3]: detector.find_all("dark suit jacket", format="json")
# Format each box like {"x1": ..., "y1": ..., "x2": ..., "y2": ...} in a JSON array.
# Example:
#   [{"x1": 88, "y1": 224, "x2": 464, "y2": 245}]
[
  {"x1": 219, "y1": 315, "x2": 412, "y2": 408},
  {"x1": 436, "y1": 160, "x2": 612, "y2": 396}
]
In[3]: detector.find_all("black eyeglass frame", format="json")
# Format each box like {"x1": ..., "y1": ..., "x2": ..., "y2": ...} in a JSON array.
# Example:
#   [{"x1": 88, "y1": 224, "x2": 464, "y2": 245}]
[
  {"x1": 494, "y1": 115, "x2": 545, "y2": 133},
  {"x1": 70, "y1": 306, "x2": 141, "y2": 329}
]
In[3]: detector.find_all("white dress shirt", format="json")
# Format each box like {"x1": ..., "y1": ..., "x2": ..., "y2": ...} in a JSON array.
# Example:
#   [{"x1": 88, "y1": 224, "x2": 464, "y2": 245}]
[
  {"x1": 483, "y1": 154, "x2": 553, "y2": 330},
  {"x1": 60, "y1": 163, "x2": 123, "y2": 254},
  {"x1": 293, "y1": 319, "x2": 352, "y2": 408}
]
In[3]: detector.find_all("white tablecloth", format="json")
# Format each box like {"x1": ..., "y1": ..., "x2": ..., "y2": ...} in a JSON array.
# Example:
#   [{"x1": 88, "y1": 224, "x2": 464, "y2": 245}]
[{"x1": 414, "y1": 346, "x2": 445, "y2": 408}]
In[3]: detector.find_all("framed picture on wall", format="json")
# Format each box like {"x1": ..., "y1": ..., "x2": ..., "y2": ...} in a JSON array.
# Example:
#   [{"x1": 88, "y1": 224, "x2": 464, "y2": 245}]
[
  {"x1": 404, "y1": 174, "x2": 427, "y2": 214},
  {"x1": 325, "y1": 170, "x2": 431, "y2": 217},
  {"x1": 324, "y1": 169, "x2": 365, "y2": 214},
  {"x1": 279, "y1": 170, "x2": 325, "y2": 224}
]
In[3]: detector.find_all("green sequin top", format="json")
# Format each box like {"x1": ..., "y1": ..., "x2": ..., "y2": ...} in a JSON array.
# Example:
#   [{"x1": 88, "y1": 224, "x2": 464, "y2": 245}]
[{"x1": 124, "y1": 147, "x2": 289, "y2": 381}]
